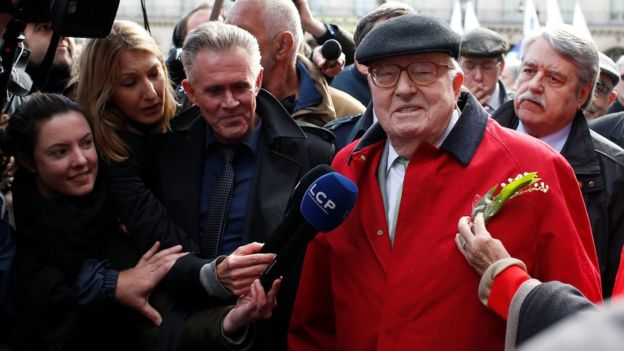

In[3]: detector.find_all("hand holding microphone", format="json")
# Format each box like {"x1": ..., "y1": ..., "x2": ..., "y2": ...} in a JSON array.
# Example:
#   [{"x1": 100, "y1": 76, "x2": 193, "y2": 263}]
[
  {"x1": 260, "y1": 169, "x2": 358, "y2": 291},
  {"x1": 313, "y1": 39, "x2": 345, "y2": 78}
]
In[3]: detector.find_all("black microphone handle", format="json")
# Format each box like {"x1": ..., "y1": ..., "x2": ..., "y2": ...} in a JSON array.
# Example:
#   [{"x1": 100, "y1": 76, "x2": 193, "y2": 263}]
[
  {"x1": 260, "y1": 222, "x2": 319, "y2": 292},
  {"x1": 259, "y1": 164, "x2": 333, "y2": 254},
  {"x1": 259, "y1": 207, "x2": 302, "y2": 254}
]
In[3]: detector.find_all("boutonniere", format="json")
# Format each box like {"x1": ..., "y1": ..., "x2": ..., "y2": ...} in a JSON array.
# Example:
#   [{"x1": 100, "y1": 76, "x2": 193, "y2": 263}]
[{"x1": 471, "y1": 172, "x2": 549, "y2": 223}]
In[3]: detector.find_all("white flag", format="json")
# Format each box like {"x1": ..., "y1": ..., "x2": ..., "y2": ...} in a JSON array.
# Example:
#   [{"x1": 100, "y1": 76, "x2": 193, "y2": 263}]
[
  {"x1": 572, "y1": 1, "x2": 592, "y2": 40},
  {"x1": 523, "y1": 0, "x2": 540, "y2": 36},
  {"x1": 463, "y1": 1, "x2": 480, "y2": 33},
  {"x1": 450, "y1": 0, "x2": 463, "y2": 35},
  {"x1": 546, "y1": 0, "x2": 564, "y2": 27}
]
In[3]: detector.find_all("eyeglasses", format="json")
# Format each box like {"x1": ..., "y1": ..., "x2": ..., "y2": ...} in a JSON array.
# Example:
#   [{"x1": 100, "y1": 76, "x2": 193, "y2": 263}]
[
  {"x1": 594, "y1": 80, "x2": 614, "y2": 96},
  {"x1": 368, "y1": 62, "x2": 453, "y2": 88}
]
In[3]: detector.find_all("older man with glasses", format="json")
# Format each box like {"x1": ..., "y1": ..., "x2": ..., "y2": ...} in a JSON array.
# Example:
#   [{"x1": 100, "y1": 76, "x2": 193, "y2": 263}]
[{"x1": 289, "y1": 14, "x2": 601, "y2": 351}]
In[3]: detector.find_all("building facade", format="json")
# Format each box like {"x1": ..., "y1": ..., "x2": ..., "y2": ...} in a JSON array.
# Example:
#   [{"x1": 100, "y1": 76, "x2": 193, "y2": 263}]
[{"x1": 116, "y1": 0, "x2": 624, "y2": 59}]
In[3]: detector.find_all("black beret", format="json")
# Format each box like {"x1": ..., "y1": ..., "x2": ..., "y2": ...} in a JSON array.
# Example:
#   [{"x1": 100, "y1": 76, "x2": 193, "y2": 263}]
[
  {"x1": 355, "y1": 14, "x2": 461, "y2": 65},
  {"x1": 461, "y1": 28, "x2": 509, "y2": 58}
]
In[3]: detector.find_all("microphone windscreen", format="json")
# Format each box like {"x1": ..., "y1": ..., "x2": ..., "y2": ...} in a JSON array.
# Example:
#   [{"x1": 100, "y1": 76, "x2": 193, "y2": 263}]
[
  {"x1": 300, "y1": 172, "x2": 357, "y2": 232},
  {"x1": 290, "y1": 164, "x2": 334, "y2": 207},
  {"x1": 321, "y1": 39, "x2": 342, "y2": 61}
]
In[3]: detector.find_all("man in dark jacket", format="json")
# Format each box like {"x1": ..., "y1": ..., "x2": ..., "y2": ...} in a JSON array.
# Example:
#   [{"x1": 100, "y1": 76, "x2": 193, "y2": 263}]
[
  {"x1": 159, "y1": 22, "x2": 334, "y2": 351},
  {"x1": 590, "y1": 111, "x2": 624, "y2": 148},
  {"x1": 492, "y1": 25, "x2": 624, "y2": 297}
]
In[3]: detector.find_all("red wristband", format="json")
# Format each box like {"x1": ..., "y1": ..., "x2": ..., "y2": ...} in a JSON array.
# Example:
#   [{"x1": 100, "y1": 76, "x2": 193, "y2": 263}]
[{"x1": 487, "y1": 265, "x2": 531, "y2": 319}]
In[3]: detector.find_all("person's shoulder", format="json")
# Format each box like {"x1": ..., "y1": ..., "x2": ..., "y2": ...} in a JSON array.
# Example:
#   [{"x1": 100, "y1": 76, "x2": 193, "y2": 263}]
[
  {"x1": 324, "y1": 113, "x2": 364, "y2": 131},
  {"x1": 485, "y1": 119, "x2": 562, "y2": 159},
  {"x1": 296, "y1": 120, "x2": 335, "y2": 145},
  {"x1": 590, "y1": 129, "x2": 624, "y2": 167},
  {"x1": 328, "y1": 86, "x2": 366, "y2": 116},
  {"x1": 590, "y1": 112, "x2": 624, "y2": 139},
  {"x1": 170, "y1": 105, "x2": 203, "y2": 132}
]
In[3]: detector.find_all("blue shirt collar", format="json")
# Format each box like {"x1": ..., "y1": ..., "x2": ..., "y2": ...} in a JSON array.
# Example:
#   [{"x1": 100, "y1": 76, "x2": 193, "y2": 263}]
[
  {"x1": 205, "y1": 119, "x2": 263, "y2": 155},
  {"x1": 294, "y1": 60, "x2": 323, "y2": 112}
]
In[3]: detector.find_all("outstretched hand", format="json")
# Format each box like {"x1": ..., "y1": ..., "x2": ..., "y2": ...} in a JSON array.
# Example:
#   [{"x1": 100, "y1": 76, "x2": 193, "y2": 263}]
[
  {"x1": 293, "y1": 0, "x2": 326, "y2": 38},
  {"x1": 455, "y1": 213, "x2": 511, "y2": 276},
  {"x1": 115, "y1": 242, "x2": 186, "y2": 325},
  {"x1": 222, "y1": 278, "x2": 281, "y2": 336},
  {"x1": 216, "y1": 242, "x2": 275, "y2": 296}
]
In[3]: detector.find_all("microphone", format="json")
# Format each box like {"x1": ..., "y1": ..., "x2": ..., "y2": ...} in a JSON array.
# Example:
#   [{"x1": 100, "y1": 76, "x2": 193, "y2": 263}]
[
  {"x1": 260, "y1": 172, "x2": 358, "y2": 291},
  {"x1": 260, "y1": 164, "x2": 334, "y2": 254},
  {"x1": 320, "y1": 39, "x2": 342, "y2": 69}
]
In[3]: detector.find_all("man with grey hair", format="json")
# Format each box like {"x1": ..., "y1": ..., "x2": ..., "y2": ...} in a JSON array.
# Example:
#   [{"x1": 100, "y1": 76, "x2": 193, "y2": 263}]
[
  {"x1": 226, "y1": 0, "x2": 364, "y2": 127},
  {"x1": 158, "y1": 21, "x2": 334, "y2": 350},
  {"x1": 290, "y1": 14, "x2": 600, "y2": 351},
  {"x1": 493, "y1": 25, "x2": 624, "y2": 297}
]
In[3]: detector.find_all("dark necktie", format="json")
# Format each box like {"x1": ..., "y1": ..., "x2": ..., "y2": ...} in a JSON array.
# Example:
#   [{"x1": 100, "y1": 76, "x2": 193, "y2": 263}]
[{"x1": 200, "y1": 144, "x2": 236, "y2": 259}]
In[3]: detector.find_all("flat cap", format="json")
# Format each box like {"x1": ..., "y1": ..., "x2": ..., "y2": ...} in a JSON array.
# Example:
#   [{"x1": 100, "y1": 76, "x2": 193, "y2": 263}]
[
  {"x1": 598, "y1": 52, "x2": 620, "y2": 85},
  {"x1": 461, "y1": 27, "x2": 509, "y2": 58},
  {"x1": 355, "y1": 13, "x2": 461, "y2": 65}
]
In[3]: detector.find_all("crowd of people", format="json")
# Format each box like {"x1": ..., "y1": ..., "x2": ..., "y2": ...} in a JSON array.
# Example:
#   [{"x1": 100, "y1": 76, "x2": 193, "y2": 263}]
[{"x1": 1, "y1": 0, "x2": 624, "y2": 350}]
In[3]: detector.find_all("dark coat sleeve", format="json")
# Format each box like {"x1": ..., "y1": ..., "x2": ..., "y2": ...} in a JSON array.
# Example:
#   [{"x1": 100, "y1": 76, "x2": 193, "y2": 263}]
[
  {"x1": 100, "y1": 132, "x2": 212, "y2": 300},
  {"x1": 515, "y1": 282, "x2": 596, "y2": 347},
  {"x1": 178, "y1": 306, "x2": 253, "y2": 351},
  {"x1": 100, "y1": 132, "x2": 198, "y2": 253}
]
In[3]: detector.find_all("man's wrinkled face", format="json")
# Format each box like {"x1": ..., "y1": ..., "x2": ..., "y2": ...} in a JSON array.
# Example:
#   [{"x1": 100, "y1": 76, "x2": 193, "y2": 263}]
[
  {"x1": 459, "y1": 56, "x2": 503, "y2": 102},
  {"x1": 514, "y1": 37, "x2": 591, "y2": 138},
  {"x1": 183, "y1": 47, "x2": 263, "y2": 145},
  {"x1": 369, "y1": 52, "x2": 463, "y2": 146}
]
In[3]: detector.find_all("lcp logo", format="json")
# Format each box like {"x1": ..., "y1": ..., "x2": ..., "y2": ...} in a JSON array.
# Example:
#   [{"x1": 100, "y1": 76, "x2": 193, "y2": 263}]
[{"x1": 306, "y1": 183, "x2": 336, "y2": 214}]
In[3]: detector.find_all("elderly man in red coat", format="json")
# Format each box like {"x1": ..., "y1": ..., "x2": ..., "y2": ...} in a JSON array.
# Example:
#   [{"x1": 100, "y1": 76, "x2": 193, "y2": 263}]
[{"x1": 288, "y1": 13, "x2": 602, "y2": 351}]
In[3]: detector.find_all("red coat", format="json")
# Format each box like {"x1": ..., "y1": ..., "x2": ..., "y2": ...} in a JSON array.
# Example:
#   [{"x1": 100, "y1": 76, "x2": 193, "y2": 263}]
[{"x1": 289, "y1": 99, "x2": 601, "y2": 351}]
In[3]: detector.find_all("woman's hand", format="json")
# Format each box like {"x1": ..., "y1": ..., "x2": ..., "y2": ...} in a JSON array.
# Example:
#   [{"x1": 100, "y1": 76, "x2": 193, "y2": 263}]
[{"x1": 115, "y1": 242, "x2": 186, "y2": 325}]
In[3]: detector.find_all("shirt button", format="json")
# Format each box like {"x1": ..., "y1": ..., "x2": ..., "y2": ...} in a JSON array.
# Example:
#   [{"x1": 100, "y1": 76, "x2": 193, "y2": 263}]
[
  {"x1": 360, "y1": 155, "x2": 366, "y2": 161},
  {"x1": 376, "y1": 229, "x2": 383, "y2": 236},
  {"x1": 588, "y1": 180, "x2": 596, "y2": 188}
]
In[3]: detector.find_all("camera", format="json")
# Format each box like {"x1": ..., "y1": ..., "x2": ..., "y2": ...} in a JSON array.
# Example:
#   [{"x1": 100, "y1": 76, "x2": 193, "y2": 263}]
[
  {"x1": 13, "y1": 0, "x2": 120, "y2": 37},
  {"x1": 0, "y1": 0, "x2": 120, "y2": 111}
]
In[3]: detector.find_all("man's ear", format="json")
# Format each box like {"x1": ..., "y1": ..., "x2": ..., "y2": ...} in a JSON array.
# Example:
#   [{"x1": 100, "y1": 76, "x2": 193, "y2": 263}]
[
  {"x1": 254, "y1": 68, "x2": 264, "y2": 95},
  {"x1": 275, "y1": 31, "x2": 295, "y2": 61},
  {"x1": 497, "y1": 58, "x2": 506, "y2": 78},
  {"x1": 182, "y1": 79, "x2": 196, "y2": 105},
  {"x1": 452, "y1": 71, "x2": 464, "y2": 98},
  {"x1": 609, "y1": 91, "x2": 618, "y2": 106},
  {"x1": 577, "y1": 83, "x2": 593, "y2": 110},
  {"x1": 354, "y1": 58, "x2": 369, "y2": 75}
]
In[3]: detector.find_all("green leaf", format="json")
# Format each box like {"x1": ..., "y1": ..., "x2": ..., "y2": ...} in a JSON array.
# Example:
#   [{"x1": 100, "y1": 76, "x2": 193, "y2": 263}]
[
  {"x1": 471, "y1": 183, "x2": 498, "y2": 220},
  {"x1": 488, "y1": 172, "x2": 539, "y2": 218}
]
